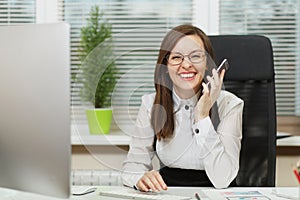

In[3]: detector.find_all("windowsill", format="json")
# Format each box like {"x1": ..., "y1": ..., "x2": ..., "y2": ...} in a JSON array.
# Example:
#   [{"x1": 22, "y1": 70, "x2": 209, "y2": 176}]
[
  {"x1": 71, "y1": 123, "x2": 300, "y2": 147},
  {"x1": 71, "y1": 124, "x2": 130, "y2": 146},
  {"x1": 277, "y1": 135, "x2": 300, "y2": 147}
]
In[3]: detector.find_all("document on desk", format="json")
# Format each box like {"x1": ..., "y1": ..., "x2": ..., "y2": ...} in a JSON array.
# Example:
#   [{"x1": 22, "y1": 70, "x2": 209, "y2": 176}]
[{"x1": 202, "y1": 189, "x2": 271, "y2": 200}]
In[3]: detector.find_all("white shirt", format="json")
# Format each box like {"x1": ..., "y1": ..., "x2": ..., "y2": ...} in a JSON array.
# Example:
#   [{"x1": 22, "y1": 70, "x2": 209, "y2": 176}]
[{"x1": 122, "y1": 90, "x2": 244, "y2": 189}]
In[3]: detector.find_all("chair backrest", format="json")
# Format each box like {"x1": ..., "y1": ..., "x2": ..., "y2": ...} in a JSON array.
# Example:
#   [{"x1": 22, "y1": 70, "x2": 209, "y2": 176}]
[{"x1": 209, "y1": 35, "x2": 277, "y2": 186}]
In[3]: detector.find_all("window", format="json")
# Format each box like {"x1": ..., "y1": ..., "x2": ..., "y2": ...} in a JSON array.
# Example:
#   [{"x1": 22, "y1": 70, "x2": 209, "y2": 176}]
[
  {"x1": 0, "y1": 0, "x2": 35, "y2": 24},
  {"x1": 219, "y1": 0, "x2": 300, "y2": 116},
  {"x1": 2, "y1": 0, "x2": 298, "y2": 134},
  {"x1": 59, "y1": 0, "x2": 193, "y2": 131}
]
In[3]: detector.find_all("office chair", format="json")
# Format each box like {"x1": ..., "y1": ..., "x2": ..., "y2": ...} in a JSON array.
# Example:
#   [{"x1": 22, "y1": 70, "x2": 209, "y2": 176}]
[{"x1": 209, "y1": 35, "x2": 277, "y2": 186}]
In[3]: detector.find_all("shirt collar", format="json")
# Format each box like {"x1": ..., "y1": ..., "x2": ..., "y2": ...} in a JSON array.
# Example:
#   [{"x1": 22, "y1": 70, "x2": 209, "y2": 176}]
[{"x1": 173, "y1": 89, "x2": 200, "y2": 112}]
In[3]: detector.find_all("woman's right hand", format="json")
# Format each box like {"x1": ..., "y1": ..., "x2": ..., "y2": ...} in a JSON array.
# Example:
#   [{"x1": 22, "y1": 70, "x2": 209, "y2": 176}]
[
  {"x1": 136, "y1": 170, "x2": 168, "y2": 192},
  {"x1": 194, "y1": 69, "x2": 225, "y2": 122}
]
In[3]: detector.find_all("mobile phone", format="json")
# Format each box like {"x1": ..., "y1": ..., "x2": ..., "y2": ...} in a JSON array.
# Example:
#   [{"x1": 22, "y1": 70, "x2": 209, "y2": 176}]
[
  {"x1": 216, "y1": 58, "x2": 229, "y2": 74},
  {"x1": 206, "y1": 59, "x2": 229, "y2": 88}
]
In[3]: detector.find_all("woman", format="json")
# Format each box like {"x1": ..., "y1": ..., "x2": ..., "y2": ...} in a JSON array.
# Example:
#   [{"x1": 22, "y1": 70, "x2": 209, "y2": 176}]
[{"x1": 121, "y1": 24, "x2": 243, "y2": 191}]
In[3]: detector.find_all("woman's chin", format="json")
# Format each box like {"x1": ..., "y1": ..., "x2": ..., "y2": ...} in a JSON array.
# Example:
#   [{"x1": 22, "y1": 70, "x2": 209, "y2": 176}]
[
  {"x1": 177, "y1": 81, "x2": 201, "y2": 91},
  {"x1": 174, "y1": 85, "x2": 199, "y2": 96}
]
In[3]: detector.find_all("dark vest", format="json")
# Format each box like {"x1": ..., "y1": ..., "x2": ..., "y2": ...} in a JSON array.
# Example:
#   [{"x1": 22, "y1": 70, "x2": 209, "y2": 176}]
[{"x1": 153, "y1": 134, "x2": 213, "y2": 187}]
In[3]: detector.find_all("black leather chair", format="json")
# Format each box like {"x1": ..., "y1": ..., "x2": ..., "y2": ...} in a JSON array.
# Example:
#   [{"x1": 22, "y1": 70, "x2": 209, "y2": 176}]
[{"x1": 209, "y1": 35, "x2": 277, "y2": 186}]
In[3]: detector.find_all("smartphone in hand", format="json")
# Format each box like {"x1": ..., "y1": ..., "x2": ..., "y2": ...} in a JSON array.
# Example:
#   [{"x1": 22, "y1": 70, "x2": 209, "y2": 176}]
[
  {"x1": 206, "y1": 59, "x2": 229, "y2": 89},
  {"x1": 216, "y1": 59, "x2": 229, "y2": 74}
]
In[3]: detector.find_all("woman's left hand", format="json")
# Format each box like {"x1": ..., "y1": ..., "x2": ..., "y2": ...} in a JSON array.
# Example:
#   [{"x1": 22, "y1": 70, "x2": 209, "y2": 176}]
[{"x1": 194, "y1": 69, "x2": 225, "y2": 121}]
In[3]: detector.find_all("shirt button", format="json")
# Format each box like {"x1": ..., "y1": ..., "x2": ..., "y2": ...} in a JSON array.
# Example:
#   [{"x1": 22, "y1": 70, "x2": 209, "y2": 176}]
[
  {"x1": 185, "y1": 105, "x2": 189, "y2": 110},
  {"x1": 195, "y1": 128, "x2": 199, "y2": 134}
]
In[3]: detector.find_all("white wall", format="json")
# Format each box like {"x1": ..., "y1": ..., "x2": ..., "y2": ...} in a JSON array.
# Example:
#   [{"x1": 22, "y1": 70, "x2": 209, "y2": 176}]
[
  {"x1": 192, "y1": 0, "x2": 219, "y2": 35},
  {"x1": 36, "y1": 0, "x2": 59, "y2": 23}
]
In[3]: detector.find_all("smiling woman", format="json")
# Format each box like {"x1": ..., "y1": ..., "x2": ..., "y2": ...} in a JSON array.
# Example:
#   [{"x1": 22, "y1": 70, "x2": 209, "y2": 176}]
[{"x1": 121, "y1": 24, "x2": 244, "y2": 191}]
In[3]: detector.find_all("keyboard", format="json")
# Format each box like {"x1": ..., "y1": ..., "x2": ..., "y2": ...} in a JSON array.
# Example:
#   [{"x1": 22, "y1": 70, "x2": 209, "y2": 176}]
[{"x1": 97, "y1": 186, "x2": 192, "y2": 200}]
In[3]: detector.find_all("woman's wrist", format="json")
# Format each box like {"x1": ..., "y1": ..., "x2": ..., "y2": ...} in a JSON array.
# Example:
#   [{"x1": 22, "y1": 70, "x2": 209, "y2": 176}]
[
  {"x1": 194, "y1": 111, "x2": 209, "y2": 122},
  {"x1": 199, "y1": 112, "x2": 209, "y2": 119}
]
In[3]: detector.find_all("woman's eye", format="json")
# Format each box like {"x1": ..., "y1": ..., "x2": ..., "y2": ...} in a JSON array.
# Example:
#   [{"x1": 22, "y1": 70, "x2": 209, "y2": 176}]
[
  {"x1": 171, "y1": 55, "x2": 182, "y2": 60},
  {"x1": 191, "y1": 54, "x2": 201, "y2": 58}
]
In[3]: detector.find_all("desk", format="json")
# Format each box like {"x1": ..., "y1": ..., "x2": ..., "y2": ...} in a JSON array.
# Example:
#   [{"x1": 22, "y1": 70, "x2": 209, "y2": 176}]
[{"x1": 0, "y1": 186, "x2": 299, "y2": 200}]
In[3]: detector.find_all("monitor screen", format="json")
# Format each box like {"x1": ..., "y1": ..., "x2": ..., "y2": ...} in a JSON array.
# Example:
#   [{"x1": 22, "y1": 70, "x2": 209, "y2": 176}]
[{"x1": 0, "y1": 22, "x2": 71, "y2": 198}]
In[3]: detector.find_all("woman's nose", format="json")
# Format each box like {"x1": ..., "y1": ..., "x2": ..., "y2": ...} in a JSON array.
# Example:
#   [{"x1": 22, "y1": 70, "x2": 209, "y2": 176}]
[{"x1": 181, "y1": 57, "x2": 192, "y2": 68}]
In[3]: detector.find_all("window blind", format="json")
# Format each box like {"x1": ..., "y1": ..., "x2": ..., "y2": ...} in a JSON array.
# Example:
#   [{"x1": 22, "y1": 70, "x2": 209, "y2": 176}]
[
  {"x1": 219, "y1": 0, "x2": 300, "y2": 116},
  {"x1": 0, "y1": 0, "x2": 35, "y2": 24},
  {"x1": 58, "y1": 0, "x2": 193, "y2": 131}
]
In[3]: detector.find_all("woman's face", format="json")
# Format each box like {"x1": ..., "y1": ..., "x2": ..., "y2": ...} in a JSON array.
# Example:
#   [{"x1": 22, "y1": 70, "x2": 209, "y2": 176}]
[{"x1": 167, "y1": 34, "x2": 206, "y2": 97}]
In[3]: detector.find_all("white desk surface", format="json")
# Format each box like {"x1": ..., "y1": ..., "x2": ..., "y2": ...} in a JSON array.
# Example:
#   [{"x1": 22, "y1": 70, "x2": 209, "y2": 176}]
[{"x1": 0, "y1": 186, "x2": 299, "y2": 200}]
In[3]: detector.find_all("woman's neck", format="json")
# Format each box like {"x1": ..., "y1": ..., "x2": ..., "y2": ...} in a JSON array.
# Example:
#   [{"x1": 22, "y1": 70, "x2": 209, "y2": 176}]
[{"x1": 173, "y1": 87, "x2": 200, "y2": 99}]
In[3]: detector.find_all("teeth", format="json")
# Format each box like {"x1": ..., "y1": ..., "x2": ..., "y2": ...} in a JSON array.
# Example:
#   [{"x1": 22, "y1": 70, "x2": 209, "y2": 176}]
[{"x1": 180, "y1": 73, "x2": 195, "y2": 78}]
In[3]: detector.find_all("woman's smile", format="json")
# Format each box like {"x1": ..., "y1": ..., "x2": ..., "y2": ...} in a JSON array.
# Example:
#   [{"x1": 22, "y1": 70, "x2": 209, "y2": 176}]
[{"x1": 178, "y1": 71, "x2": 197, "y2": 80}]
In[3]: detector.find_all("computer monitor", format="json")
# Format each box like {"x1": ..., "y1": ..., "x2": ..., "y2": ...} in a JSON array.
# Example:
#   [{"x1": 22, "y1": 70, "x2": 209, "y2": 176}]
[{"x1": 0, "y1": 22, "x2": 71, "y2": 198}]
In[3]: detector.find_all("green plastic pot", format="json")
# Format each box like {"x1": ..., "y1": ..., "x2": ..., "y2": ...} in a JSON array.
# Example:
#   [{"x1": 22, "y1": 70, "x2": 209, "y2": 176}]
[{"x1": 86, "y1": 108, "x2": 112, "y2": 134}]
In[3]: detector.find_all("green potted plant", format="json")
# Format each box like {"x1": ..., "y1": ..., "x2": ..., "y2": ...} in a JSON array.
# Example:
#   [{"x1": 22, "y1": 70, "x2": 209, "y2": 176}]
[{"x1": 78, "y1": 5, "x2": 118, "y2": 134}]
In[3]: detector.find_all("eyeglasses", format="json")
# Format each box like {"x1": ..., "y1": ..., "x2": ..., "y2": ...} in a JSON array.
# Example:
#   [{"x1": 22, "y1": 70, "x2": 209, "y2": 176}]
[{"x1": 167, "y1": 50, "x2": 206, "y2": 66}]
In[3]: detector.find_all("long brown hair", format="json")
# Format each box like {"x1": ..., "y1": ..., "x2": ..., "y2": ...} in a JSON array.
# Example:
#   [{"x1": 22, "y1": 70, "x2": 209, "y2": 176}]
[{"x1": 151, "y1": 24, "x2": 215, "y2": 140}]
